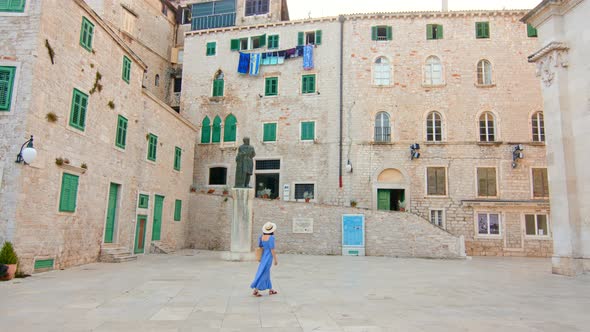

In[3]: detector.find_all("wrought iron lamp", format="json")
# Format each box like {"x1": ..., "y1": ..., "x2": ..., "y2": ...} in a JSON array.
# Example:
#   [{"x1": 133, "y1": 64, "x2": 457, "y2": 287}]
[
  {"x1": 15, "y1": 135, "x2": 37, "y2": 165},
  {"x1": 410, "y1": 143, "x2": 420, "y2": 160},
  {"x1": 512, "y1": 144, "x2": 524, "y2": 168}
]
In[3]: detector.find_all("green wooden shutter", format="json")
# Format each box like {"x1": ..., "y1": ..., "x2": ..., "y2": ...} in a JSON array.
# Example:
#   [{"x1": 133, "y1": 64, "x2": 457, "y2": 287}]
[
  {"x1": 116, "y1": 115, "x2": 128, "y2": 149},
  {"x1": 213, "y1": 79, "x2": 224, "y2": 97},
  {"x1": 371, "y1": 26, "x2": 378, "y2": 41},
  {"x1": 302, "y1": 75, "x2": 316, "y2": 94},
  {"x1": 224, "y1": 114, "x2": 237, "y2": 142},
  {"x1": 297, "y1": 32, "x2": 304, "y2": 46},
  {"x1": 174, "y1": 199, "x2": 182, "y2": 221},
  {"x1": 212, "y1": 116, "x2": 221, "y2": 143},
  {"x1": 476, "y1": 22, "x2": 489, "y2": 38},
  {"x1": 80, "y1": 17, "x2": 94, "y2": 51},
  {"x1": 263, "y1": 123, "x2": 277, "y2": 142},
  {"x1": 386, "y1": 26, "x2": 393, "y2": 40},
  {"x1": 259, "y1": 34, "x2": 266, "y2": 47},
  {"x1": 527, "y1": 24, "x2": 538, "y2": 37},
  {"x1": 69, "y1": 89, "x2": 88, "y2": 131},
  {"x1": 230, "y1": 39, "x2": 239, "y2": 51},
  {"x1": 206, "y1": 42, "x2": 216, "y2": 56},
  {"x1": 122, "y1": 56, "x2": 131, "y2": 83},
  {"x1": 59, "y1": 173, "x2": 79, "y2": 212},
  {"x1": 438, "y1": 24, "x2": 443, "y2": 39},
  {"x1": 138, "y1": 194, "x2": 149, "y2": 208},
  {"x1": 0, "y1": 66, "x2": 16, "y2": 111},
  {"x1": 265, "y1": 77, "x2": 277, "y2": 96},
  {"x1": 268, "y1": 35, "x2": 279, "y2": 49},
  {"x1": 315, "y1": 30, "x2": 322, "y2": 45},
  {"x1": 201, "y1": 117, "x2": 211, "y2": 143},
  {"x1": 147, "y1": 134, "x2": 157, "y2": 161},
  {"x1": 34, "y1": 258, "x2": 54, "y2": 270},
  {"x1": 174, "y1": 147, "x2": 181, "y2": 171},
  {"x1": 301, "y1": 122, "x2": 315, "y2": 140},
  {"x1": 436, "y1": 168, "x2": 446, "y2": 195},
  {"x1": 427, "y1": 24, "x2": 433, "y2": 40},
  {"x1": 0, "y1": 0, "x2": 26, "y2": 12}
]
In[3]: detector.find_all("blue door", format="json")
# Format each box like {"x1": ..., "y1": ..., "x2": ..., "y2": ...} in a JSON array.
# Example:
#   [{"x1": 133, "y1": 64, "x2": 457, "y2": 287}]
[{"x1": 342, "y1": 214, "x2": 365, "y2": 247}]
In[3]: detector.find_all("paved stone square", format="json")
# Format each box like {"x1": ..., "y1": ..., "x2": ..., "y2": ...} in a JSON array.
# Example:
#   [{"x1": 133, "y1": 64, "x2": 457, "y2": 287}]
[{"x1": 1, "y1": 251, "x2": 589, "y2": 332}]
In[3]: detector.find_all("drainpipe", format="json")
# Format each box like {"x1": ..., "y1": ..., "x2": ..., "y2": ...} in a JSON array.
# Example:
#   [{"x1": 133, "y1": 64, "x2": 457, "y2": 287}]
[{"x1": 338, "y1": 15, "x2": 345, "y2": 188}]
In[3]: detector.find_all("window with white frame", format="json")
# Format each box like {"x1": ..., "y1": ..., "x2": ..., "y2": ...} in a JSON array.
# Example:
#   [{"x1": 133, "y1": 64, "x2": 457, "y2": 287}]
[
  {"x1": 477, "y1": 213, "x2": 500, "y2": 235},
  {"x1": 479, "y1": 112, "x2": 496, "y2": 142},
  {"x1": 122, "y1": 7, "x2": 136, "y2": 35},
  {"x1": 532, "y1": 112, "x2": 545, "y2": 142},
  {"x1": 477, "y1": 59, "x2": 492, "y2": 85},
  {"x1": 373, "y1": 57, "x2": 391, "y2": 86},
  {"x1": 525, "y1": 214, "x2": 549, "y2": 236},
  {"x1": 426, "y1": 111, "x2": 443, "y2": 142},
  {"x1": 374, "y1": 112, "x2": 391, "y2": 142},
  {"x1": 430, "y1": 209, "x2": 445, "y2": 228},
  {"x1": 424, "y1": 56, "x2": 443, "y2": 85},
  {"x1": 294, "y1": 183, "x2": 314, "y2": 200}
]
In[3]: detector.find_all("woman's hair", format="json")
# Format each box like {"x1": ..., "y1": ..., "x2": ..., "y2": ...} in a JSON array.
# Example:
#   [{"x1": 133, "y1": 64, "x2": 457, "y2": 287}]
[{"x1": 263, "y1": 232, "x2": 274, "y2": 235}]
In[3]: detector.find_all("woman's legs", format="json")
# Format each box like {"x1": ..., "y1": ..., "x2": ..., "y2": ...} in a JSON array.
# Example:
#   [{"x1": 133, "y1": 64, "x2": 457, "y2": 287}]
[{"x1": 252, "y1": 288, "x2": 262, "y2": 297}]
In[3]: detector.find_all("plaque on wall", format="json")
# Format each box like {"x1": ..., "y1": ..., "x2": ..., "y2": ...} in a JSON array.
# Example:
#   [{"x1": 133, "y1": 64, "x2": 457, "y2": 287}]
[
  {"x1": 283, "y1": 184, "x2": 290, "y2": 201},
  {"x1": 292, "y1": 217, "x2": 313, "y2": 233}
]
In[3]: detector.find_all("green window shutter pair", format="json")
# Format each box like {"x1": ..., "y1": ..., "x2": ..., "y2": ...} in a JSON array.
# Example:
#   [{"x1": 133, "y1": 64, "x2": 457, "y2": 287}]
[
  {"x1": 297, "y1": 32, "x2": 304, "y2": 46},
  {"x1": 301, "y1": 121, "x2": 315, "y2": 141},
  {"x1": 476, "y1": 22, "x2": 490, "y2": 39},
  {"x1": 174, "y1": 147, "x2": 182, "y2": 171},
  {"x1": 230, "y1": 39, "x2": 240, "y2": 51},
  {"x1": 212, "y1": 116, "x2": 222, "y2": 143},
  {"x1": 224, "y1": 114, "x2": 237, "y2": 142},
  {"x1": 147, "y1": 133, "x2": 158, "y2": 161},
  {"x1": 213, "y1": 79, "x2": 224, "y2": 97},
  {"x1": 371, "y1": 26, "x2": 393, "y2": 41},
  {"x1": 0, "y1": 0, "x2": 26, "y2": 12},
  {"x1": 258, "y1": 34, "x2": 266, "y2": 47},
  {"x1": 206, "y1": 42, "x2": 216, "y2": 56},
  {"x1": 527, "y1": 24, "x2": 538, "y2": 37},
  {"x1": 297, "y1": 31, "x2": 322, "y2": 45},
  {"x1": 263, "y1": 123, "x2": 277, "y2": 142},
  {"x1": 80, "y1": 17, "x2": 95, "y2": 51},
  {"x1": 427, "y1": 24, "x2": 443, "y2": 40},
  {"x1": 267, "y1": 35, "x2": 279, "y2": 49},
  {"x1": 201, "y1": 117, "x2": 211, "y2": 143},
  {"x1": 138, "y1": 194, "x2": 149, "y2": 208},
  {"x1": 69, "y1": 89, "x2": 89, "y2": 131},
  {"x1": 174, "y1": 199, "x2": 182, "y2": 221},
  {"x1": 115, "y1": 115, "x2": 128, "y2": 149},
  {"x1": 265, "y1": 77, "x2": 278, "y2": 96},
  {"x1": 59, "y1": 173, "x2": 79, "y2": 212},
  {"x1": 302, "y1": 74, "x2": 316, "y2": 94},
  {"x1": 122, "y1": 56, "x2": 131, "y2": 83},
  {"x1": 0, "y1": 66, "x2": 16, "y2": 111}
]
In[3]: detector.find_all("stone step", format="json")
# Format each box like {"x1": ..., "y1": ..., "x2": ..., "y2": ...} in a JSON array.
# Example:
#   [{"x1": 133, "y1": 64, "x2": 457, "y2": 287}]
[{"x1": 113, "y1": 255, "x2": 137, "y2": 263}]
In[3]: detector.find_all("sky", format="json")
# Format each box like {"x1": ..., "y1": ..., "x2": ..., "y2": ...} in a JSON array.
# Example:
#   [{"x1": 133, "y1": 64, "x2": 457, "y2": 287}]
[{"x1": 286, "y1": 0, "x2": 543, "y2": 19}]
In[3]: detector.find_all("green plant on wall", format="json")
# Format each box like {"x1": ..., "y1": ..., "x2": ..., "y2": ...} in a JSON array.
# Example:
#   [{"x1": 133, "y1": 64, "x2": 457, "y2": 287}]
[
  {"x1": 45, "y1": 39, "x2": 55, "y2": 65},
  {"x1": 107, "y1": 101, "x2": 115, "y2": 109},
  {"x1": 46, "y1": 112, "x2": 58, "y2": 123},
  {"x1": 89, "y1": 71, "x2": 103, "y2": 94},
  {"x1": 0, "y1": 242, "x2": 18, "y2": 265}
]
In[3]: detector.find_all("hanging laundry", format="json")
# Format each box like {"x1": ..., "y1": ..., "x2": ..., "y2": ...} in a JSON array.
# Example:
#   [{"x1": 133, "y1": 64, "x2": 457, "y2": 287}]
[
  {"x1": 303, "y1": 45, "x2": 314, "y2": 70},
  {"x1": 249, "y1": 53, "x2": 261, "y2": 76},
  {"x1": 238, "y1": 52, "x2": 250, "y2": 74},
  {"x1": 295, "y1": 46, "x2": 304, "y2": 57},
  {"x1": 284, "y1": 48, "x2": 296, "y2": 59}
]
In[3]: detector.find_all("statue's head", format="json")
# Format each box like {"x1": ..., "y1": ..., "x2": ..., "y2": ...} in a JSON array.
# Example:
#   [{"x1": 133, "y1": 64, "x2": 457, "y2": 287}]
[{"x1": 243, "y1": 137, "x2": 250, "y2": 145}]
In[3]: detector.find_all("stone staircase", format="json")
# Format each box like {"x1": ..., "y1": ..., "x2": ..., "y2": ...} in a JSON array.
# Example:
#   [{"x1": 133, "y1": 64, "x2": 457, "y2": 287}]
[
  {"x1": 150, "y1": 241, "x2": 176, "y2": 254},
  {"x1": 99, "y1": 244, "x2": 137, "y2": 263}
]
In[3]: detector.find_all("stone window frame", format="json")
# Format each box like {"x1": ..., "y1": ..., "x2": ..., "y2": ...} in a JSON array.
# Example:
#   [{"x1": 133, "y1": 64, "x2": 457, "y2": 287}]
[
  {"x1": 476, "y1": 59, "x2": 494, "y2": 86},
  {"x1": 0, "y1": 0, "x2": 29, "y2": 17},
  {"x1": 0, "y1": 60, "x2": 21, "y2": 116},
  {"x1": 207, "y1": 164, "x2": 230, "y2": 187},
  {"x1": 475, "y1": 166, "x2": 499, "y2": 199},
  {"x1": 522, "y1": 213, "x2": 551, "y2": 239},
  {"x1": 374, "y1": 111, "x2": 392, "y2": 143},
  {"x1": 422, "y1": 55, "x2": 445, "y2": 87},
  {"x1": 429, "y1": 208, "x2": 446, "y2": 229},
  {"x1": 473, "y1": 211, "x2": 503, "y2": 239},
  {"x1": 261, "y1": 121, "x2": 278, "y2": 144},
  {"x1": 292, "y1": 181, "x2": 317, "y2": 202},
  {"x1": 476, "y1": 110, "x2": 500, "y2": 143},
  {"x1": 425, "y1": 166, "x2": 448, "y2": 197}
]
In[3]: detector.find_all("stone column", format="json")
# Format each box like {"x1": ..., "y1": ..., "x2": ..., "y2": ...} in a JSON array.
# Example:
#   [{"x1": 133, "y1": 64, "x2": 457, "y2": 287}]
[{"x1": 222, "y1": 188, "x2": 255, "y2": 261}]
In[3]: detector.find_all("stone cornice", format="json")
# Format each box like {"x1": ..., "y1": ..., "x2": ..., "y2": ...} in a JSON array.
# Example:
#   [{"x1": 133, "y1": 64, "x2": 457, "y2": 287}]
[
  {"x1": 528, "y1": 41, "x2": 569, "y2": 63},
  {"x1": 521, "y1": 0, "x2": 583, "y2": 26}
]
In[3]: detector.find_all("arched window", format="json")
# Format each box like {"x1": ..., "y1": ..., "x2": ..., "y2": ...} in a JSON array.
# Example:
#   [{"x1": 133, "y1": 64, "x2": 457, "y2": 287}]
[
  {"x1": 532, "y1": 112, "x2": 545, "y2": 142},
  {"x1": 426, "y1": 111, "x2": 443, "y2": 142},
  {"x1": 373, "y1": 57, "x2": 391, "y2": 86},
  {"x1": 212, "y1": 70, "x2": 224, "y2": 97},
  {"x1": 424, "y1": 56, "x2": 443, "y2": 85},
  {"x1": 224, "y1": 114, "x2": 237, "y2": 142},
  {"x1": 374, "y1": 112, "x2": 391, "y2": 142},
  {"x1": 479, "y1": 112, "x2": 496, "y2": 142},
  {"x1": 155, "y1": 74, "x2": 160, "y2": 86},
  {"x1": 212, "y1": 116, "x2": 222, "y2": 143},
  {"x1": 477, "y1": 60, "x2": 492, "y2": 85},
  {"x1": 201, "y1": 116, "x2": 211, "y2": 143}
]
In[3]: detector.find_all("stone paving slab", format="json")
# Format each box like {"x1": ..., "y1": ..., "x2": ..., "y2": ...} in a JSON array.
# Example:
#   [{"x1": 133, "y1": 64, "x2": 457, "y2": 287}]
[{"x1": 1, "y1": 250, "x2": 589, "y2": 332}]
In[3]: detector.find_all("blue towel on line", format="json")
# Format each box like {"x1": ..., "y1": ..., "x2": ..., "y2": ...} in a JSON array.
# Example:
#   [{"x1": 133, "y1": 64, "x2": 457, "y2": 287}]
[{"x1": 238, "y1": 53, "x2": 250, "y2": 74}]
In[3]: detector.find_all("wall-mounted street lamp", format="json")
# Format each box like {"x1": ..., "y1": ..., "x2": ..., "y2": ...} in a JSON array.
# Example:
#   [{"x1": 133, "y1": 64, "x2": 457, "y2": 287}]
[
  {"x1": 410, "y1": 143, "x2": 421, "y2": 160},
  {"x1": 15, "y1": 135, "x2": 37, "y2": 165},
  {"x1": 512, "y1": 144, "x2": 524, "y2": 168},
  {"x1": 345, "y1": 160, "x2": 353, "y2": 173}
]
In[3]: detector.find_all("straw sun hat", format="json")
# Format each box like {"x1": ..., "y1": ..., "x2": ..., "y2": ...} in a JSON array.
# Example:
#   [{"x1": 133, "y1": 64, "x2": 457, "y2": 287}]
[{"x1": 262, "y1": 222, "x2": 277, "y2": 234}]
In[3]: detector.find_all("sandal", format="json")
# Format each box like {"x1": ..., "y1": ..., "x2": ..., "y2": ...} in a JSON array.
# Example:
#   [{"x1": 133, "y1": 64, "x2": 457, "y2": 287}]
[
  {"x1": 252, "y1": 290, "x2": 262, "y2": 297},
  {"x1": 269, "y1": 290, "x2": 278, "y2": 295}
]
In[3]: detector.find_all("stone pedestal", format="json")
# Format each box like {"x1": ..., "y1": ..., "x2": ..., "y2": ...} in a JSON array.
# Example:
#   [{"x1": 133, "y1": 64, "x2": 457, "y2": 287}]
[{"x1": 222, "y1": 188, "x2": 255, "y2": 261}]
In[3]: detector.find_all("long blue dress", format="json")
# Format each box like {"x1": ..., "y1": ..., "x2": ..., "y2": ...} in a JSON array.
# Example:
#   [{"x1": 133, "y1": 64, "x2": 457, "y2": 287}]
[{"x1": 250, "y1": 235, "x2": 275, "y2": 291}]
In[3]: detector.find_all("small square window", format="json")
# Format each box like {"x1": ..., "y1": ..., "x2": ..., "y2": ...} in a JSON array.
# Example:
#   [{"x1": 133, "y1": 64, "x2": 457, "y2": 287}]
[
  {"x1": 206, "y1": 42, "x2": 216, "y2": 56},
  {"x1": 209, "y1": 167, "x2": 227, "y2": 185},
  {"x1": 302, "y1": 74, "x2": 316, "y2": 94},
  {"x1": 301, "y1": 121, "x2": 315, "y2": 141},
  {"x1": 527, "y1": 24, "x2": 538, "y2": 38},
  {"x1": 476, "y1": 22, "x2": 490, "y2": 39},
  {"x1": 477, "y1": 213, "x2": 500, "y2": 236},
  {"x1": 263, "y1": 123, "x2": 277, "y2": 142},
  {"x1": 294, "y1": 183, "x2": 314, "y2": 200},
  {"x1": 525, "y1": 214, "x2": 549, "y2": 236},
  {"x1": 265, "y1": 77, "x2": 278, "y2": 96},
  {"x1": 138, "y1": 194, "x2": 149, "y2": 208},
  {"x1": 268, "y1": 35, "x2": 279, "y2": 49},
  {"x1": 372, "y1": 26, "x2": 392, "y2": 41},
  {"x1": 427, "y1": 24, "x2": 443, "y2": 40}
]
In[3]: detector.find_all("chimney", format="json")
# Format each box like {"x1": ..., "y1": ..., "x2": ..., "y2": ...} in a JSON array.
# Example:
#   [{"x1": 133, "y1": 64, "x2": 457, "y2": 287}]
[{"x1": 442, "y1": 0, "x2": 449, "y2": 12}]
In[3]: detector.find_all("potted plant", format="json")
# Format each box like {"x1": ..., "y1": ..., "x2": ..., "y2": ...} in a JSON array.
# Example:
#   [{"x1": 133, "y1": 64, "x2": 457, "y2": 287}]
[
  {"x1": 398, "y1": 200, "x2": 406, "y2": 212},
  {"x1": 303, "y1": 191, "x2": 313, "y2": 203},
  {"x1": 222, "y1": 186, "x2": 229, "y2": 195},
  {"x1": 0, "y1": 242, "x2": 19, "y2": 281},
  {"x1": 350, "y1": 199, "x2": 358, "y2": 208},
  {"x1": 190, "y1": 185, "x2": 198, "y2": 193},
  {"x1": 257, "y1": 188, "x2": 271, "y2": 199},
  {"x1": 207, "y1": 188, "x2": 215, "y2": 194}
]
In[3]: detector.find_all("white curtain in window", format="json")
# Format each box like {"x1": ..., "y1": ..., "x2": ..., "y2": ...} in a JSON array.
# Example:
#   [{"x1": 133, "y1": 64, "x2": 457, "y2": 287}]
[
  {"x1": 477, "y1": 60, "x2": 492, "y2": 85},
  {"x1": 425, "y1": 56, "x2": 443, "y2": 85},
  {"x1": 373, "y1": 57, "x2": 391, "y2": 86}
]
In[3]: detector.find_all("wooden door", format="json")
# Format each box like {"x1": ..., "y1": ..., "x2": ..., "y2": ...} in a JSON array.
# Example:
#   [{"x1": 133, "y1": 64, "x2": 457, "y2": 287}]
[
  {"x1": 152, "y1": 195, "x2": 164, "y2": 241},
  {"x1": 135, "y1": 215, "x2": 147, "y2": 254},
  {"x1": 377, "y1": 189, "x2": 391, "y2": 210},
  {"x1": 104, "y1": 183, "x2": 119, "y2": 243}
]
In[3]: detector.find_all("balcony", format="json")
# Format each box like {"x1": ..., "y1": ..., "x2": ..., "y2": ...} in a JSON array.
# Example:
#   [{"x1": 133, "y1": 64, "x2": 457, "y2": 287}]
[{"x1": 191, "y1": 12, "x2": 236, "y2": 31}]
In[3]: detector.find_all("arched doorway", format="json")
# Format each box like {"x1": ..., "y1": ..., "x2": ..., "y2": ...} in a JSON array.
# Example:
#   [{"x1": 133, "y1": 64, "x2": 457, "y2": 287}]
[{"x1": 374, "y1": 168, "x2": 408, "y2": 211}]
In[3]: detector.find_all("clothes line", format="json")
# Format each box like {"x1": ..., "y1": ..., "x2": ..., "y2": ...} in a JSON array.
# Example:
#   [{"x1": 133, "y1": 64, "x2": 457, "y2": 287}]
[{"x1": 237, "y1": 45, "x2": 314, "y2": 76}]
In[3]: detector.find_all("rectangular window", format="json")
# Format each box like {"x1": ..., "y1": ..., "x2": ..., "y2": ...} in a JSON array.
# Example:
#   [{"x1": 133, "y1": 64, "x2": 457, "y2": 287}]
[
  {"x1": 525, "y1": 214, "x2": 549, "y2": 236},
  {"x1": 298, "y1": 30, "x2": 322, "y2": 46},
  {"x1": 0, "y1": 66, "x2": 16, "y2": 112},
  {"x1": 477, "y1": 213, "x2": 500, "y2": 235},
  {"x1": 301, "y1": 121, "x2": 315, "y2": 141},
  {"x1": 69, "y1": 89, "x2": 89, "y2": 131},
  {"x1": 240, "y1": 38, "x2": 249, "y2": 50},
  {"x1": 302, "y1": 74, "x2": 316, "y2": 94},
  {"x1": 251, "y1": 34, "x2": 266, "y2": 49},
  {"x1": 209, "y1": 167, "x2": 227, "y2": 185},
  {"x1": 174, "y1": 146, "x2": 182, "y2": 171},
  {"x1": 532, "y1": 168, "x2": 549, "y2": 198},
  {"x1": 122, "y1": 7, "x2": 136, "y2": 35},
  {"x1": 59, "y1": 173, "x2": 79, "y2": 212},
  {"x1": 181, "y1": 7, "x2": 192, "y2": 24},
  {"x1": 430, "y1": 209, "x2": 444, "y2": 228},
  {"x1": 476, "y1": 22, "x2": 490, "y2": 39},
  {"x1": 138, "y1": 194, "x2": 149, "y2": 208},
  {"x1": 174, "y1": 199, "x2": 182, "y2": 221},
  {"x1": 294, "y1": 183, "x2": 314, "y2": 200},
  {"x1": 426, "y1": 24, "x2": 443, "y2": 40},
  {"x1": 477, "y1": 168, "x2": 497, "y2": 197},
  {"x1": 192, "y1": 0, "x2": 236, "y2": 31},
  {"x1": 147, "y1": 133, "x2": 158, "y2": 161},
  {"x1": 173, "y1": 77, "x2": 182, "y2": 93},
  {"x1": 245, "y1": 0, "x2": 269, "y2": 16},
  {"x1": 206, "y1": 42, "x2": 216, "y2": 56},
  {"x1": 115, "y1": 115, "x2": 128, "y2": 149},
  {"x1": 80, "y1": 17, "x2": 95, "y2": 52},
  {"x1": 256, "y1": 159, "x2": 280, "y2": 170},
  {"x1": 263, "y1": 123, "x2": 277, "y2": 142},
  {"x1": 265, "y1": 77, "x2": 278, "y2": 96},
  {"x1": 213, "y1": 79, "x2": 224, "y2": 97},
  {"x1": 527, "y1": 24, "x2": 538, "y2": 38},
  {"x1": 122, "y1": 56, "x2": 131, "y2": 83},
  {"x1": 427, "y1": 167, "x2": 446, "y2": 196},
  {"x1": 0, "y1": 0, "x2": 26, "y2": 12},
  {"x1": 371, "y1": 26, "x2": 392, "y2": 41},
  {"x1": 267, "y1": 34, "x2": 279, "y2": 49}
]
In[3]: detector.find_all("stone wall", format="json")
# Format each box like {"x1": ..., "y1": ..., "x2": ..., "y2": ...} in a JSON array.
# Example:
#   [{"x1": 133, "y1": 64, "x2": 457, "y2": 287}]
[{"x1": 188, "y1": 193, "x2": 465, "y2": 258}]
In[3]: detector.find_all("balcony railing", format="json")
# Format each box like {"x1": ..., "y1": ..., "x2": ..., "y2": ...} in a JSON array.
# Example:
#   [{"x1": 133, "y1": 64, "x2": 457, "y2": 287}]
[
  {"x1": 374, "y1": 127, "x2": 391, "y2": 143},
  {"x1": 191, "y1": 12, "x2": 236, "y2": 31}
]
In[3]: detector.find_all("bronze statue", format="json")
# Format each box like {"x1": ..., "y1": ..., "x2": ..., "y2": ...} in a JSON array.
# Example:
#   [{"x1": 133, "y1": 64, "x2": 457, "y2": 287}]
[{"x1": 235, "y1": 137, "x2": 256, "y2": 188}]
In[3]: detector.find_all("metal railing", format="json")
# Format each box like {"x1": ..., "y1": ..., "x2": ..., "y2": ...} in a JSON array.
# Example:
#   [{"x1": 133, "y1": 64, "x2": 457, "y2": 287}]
[
  {"x1": 374, "y1": 127, "x2": 391, "y2": 143},
  {"x1": 191, "y1": 12, "x2": 236, "y2": 31}
]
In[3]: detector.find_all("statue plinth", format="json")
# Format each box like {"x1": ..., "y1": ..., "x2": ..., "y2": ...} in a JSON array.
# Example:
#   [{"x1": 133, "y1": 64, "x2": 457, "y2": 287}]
[{"x1": 222, "y1": 188, "x2": 256, "y2": 261}]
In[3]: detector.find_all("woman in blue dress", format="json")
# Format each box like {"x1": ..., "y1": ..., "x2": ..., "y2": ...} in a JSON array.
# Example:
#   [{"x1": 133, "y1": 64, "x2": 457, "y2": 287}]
[{"x1": 251, "y1": 222, "x2": 278, "y2": 297}]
